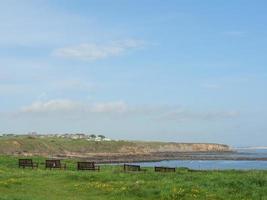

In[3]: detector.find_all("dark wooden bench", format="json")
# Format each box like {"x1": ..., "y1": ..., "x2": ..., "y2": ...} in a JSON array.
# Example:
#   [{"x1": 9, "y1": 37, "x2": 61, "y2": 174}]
[
  {"x1": 123, "y1": 164, "x2": 141, "y2": 172},
  {"x1": 45, "y1": 160, "x2": 66, "y2": 170},
  {"x1": 155, "y1": 166, "x2": 176, "y2": 172},
  {"x1": 18, "y1": 159, "x2": 38, "y2": 169},
  {"x1": 77, "y1": 162, "x2": 100, "y2": 171}
]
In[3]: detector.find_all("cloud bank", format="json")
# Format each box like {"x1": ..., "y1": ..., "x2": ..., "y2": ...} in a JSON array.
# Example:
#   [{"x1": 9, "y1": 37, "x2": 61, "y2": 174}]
[
  {"x1": 20, "y1": 99, "x2": 128, "y2": 114},
  {"x1": 18, "y1": 99, "x2": 239, "y2": 122}
]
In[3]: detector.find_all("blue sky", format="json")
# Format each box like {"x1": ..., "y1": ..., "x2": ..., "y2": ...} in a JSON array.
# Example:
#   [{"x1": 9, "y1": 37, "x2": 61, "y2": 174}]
[{"x1": 0, "y1": 0, "x2": 267, "y2": 146}]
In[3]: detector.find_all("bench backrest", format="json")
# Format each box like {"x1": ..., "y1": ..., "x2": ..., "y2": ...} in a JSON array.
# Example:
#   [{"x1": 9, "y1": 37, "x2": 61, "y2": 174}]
[
  {"x1": 19, "y1": 159, "x2": 33, "y2": 166},
  {"x1": 46, "y1": 160, "x2": 61, "y2": 168},
  {"x1": 124, "y1": 164, "x2": 141, "y2": 171},
  {"x1": 77, "y1": 162, "x2": 95, "y2": 169}
]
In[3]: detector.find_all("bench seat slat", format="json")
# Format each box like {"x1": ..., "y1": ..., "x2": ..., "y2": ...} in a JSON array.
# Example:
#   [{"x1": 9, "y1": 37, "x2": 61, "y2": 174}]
[{"x1": 155, "y1": 166, "x2": 176, "y2": 172}]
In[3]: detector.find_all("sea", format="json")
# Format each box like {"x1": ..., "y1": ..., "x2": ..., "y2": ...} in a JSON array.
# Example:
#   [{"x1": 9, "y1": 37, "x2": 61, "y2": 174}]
[{"x1": 124, "y1": 148, "x2": 267, "y2": 170}]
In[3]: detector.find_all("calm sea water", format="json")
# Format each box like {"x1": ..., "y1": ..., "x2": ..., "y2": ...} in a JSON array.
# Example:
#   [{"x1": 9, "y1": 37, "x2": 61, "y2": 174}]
[{"x1": 125, "y1": 149, "x2": 267, "y2": 170}]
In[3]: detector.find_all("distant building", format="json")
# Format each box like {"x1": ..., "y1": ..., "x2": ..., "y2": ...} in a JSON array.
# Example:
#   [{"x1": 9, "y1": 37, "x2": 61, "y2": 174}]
[{"x1": 28, "y1": 132, "x2": 38, "y2": 136}]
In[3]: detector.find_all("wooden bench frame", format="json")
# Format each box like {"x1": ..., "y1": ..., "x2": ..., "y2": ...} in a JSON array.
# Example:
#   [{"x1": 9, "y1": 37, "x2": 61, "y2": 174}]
[
  {"x1": 155, "y1": 166, "x2": 176, "y2": 172},
  {"x1": 45, "y1": 160, "x2": 66, "y2": 170},
  {"x1": 77, "y1": 162, "x2": 100, "y2": 171},
  {"x1": 18, "y1": 159, "x2": 38, "y2": 169},
  {"x1": 123, "y1": 164, "x2": 141, "y2": 172}
]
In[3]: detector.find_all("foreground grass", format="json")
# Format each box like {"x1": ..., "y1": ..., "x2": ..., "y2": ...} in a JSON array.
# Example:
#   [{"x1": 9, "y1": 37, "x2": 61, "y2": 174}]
[{"x1": 0, "y1": 156, "x2": 266, "y2": 200}]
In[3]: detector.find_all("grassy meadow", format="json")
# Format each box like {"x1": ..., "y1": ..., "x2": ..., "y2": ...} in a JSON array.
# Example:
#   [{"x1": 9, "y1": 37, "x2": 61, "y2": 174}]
[{"x1": 0, "y1": 156, "x2": 266, "y2": 200}]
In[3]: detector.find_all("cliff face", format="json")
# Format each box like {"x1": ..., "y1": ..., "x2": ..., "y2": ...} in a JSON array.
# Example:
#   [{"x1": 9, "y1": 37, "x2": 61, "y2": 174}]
[
  {"x1": 119, "y1": 142, "x2": 231, "y2": 154},
  {"x1": 155, "y1": 143, "x2": 230, "y2": 152}
]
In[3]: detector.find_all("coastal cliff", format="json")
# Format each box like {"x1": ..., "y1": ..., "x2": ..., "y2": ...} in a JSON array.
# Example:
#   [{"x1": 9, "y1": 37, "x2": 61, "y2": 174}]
[{"x1": 0, "y1": 136, "x2": 231, "y2": 162}]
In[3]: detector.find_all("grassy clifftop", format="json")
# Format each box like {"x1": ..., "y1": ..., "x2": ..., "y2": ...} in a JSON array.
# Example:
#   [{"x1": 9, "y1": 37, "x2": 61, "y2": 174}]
[{"x1": 0, "y1": 136, "x2": 230, "y2": 158}]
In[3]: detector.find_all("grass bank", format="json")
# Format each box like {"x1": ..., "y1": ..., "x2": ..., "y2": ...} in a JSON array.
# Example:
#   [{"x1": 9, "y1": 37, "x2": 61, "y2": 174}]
[
  {"x1": 0, "y1": 155, "x2": 266, "y2": 200},
  {"x1": 0, "y1": 136, "x2": 231, "y2": 156}
]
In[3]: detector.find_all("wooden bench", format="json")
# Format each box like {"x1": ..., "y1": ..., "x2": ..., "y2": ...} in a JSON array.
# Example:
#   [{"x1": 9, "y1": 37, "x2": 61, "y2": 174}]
[
  {"x1": 18, "y1": 159, "x2": 38, "y2": 169},
  {"x1": 45, "y1": 160, "x2": 66, "y2": 170},
  {"x1": 123, "y1": 164, "x2": 141, "y2": 172},
  {"x1": 155, "y1": 166, "x2": 176, "y2": 172},
  {"x1": 77, "y1": 162, "x2": 100, "y2": 171}
]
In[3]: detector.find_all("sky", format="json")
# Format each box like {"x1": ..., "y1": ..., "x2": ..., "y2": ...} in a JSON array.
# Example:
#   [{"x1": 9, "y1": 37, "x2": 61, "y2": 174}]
[{"x1": 0, "y1": 0, "x2": 267, "y2": 147}]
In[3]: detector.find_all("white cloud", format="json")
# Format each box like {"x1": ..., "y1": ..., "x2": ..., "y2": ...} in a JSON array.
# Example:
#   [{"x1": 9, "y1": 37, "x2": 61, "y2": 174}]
[
  {"x1": 20, "y1": 99, "x2": 128, "y2": 114},
  {"x1": 20, "y1": 99, "x2": 82, "y2": 113},
  {"x1": 53, "y1": 39, "x2": 145, "y2": 61},
  {"x1": 19, "y1": 99, "x2": 239, "y2": 122}
]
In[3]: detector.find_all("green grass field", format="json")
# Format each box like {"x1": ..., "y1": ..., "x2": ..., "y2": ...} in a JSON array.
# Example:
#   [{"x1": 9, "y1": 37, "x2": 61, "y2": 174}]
[{"x1": 0, "y1": 156, "x2": 266, "y2": 200}]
